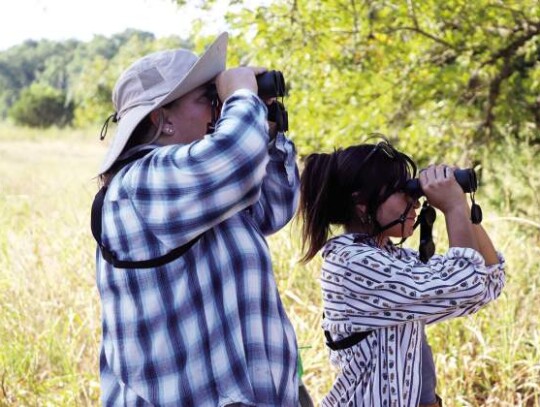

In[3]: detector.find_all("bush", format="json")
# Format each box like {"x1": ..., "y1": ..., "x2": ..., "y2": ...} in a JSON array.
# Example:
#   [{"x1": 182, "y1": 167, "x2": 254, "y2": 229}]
[{"x1": 8, "y1": 83, "x2": 73, "y2": 128}]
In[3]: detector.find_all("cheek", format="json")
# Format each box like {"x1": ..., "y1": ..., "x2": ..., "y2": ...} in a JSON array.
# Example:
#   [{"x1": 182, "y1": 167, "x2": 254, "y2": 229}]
[
  {"x1": 377, "y1": 198, "x2": 399, "y2": 221},
  {"x1": 180, "y1": 105, "x2": 209, "y2": 121},
  {"x1": 176, "y1": 106, "x2": 211, "y2": 129}
]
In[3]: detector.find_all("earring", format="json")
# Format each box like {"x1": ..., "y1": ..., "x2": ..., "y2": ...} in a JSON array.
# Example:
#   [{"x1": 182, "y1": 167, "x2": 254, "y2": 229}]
[
  {"x1": 164, "y1": 126, "x2": 174, "y2": 135},
  {"x1": 360, "y1": 214, "x2": 372, "y2": 225}
]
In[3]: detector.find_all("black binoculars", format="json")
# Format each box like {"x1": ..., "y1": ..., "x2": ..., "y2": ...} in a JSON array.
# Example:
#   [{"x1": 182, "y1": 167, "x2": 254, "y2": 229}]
[
  {"x1": 404, "y1": 168, "x2": 478, "y2": 199},
  {"x1": 257, "y1": 70, "x2": 288, "y2": 132},
  {"x1": 205, "y1": 70, "x2": 288, "y2": 133},
  {"x1": 256, "y1": 70, "x2": 286, "y2": 98},
  {"x1": 409, "y1": 167, "x2": 482, "y2": 263}
]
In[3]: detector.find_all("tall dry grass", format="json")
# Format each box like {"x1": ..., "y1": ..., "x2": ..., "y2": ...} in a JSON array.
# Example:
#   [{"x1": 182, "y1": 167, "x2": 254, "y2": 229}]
[{"x1": 0, "y1": 124, "x2": 538, "y2": 406}]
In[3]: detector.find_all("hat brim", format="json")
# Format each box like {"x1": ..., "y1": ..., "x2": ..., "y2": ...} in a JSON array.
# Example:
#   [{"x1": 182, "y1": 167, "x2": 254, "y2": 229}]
[{"x1": 99, "y1": 32, "x2": 229, "y2": 174}]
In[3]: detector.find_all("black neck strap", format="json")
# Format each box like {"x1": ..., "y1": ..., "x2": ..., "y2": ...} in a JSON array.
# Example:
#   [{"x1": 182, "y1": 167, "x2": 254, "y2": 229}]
[
  {"x1": 376, "y1": 201, "x2": 414, "y2": 235},
  {"x1": 415, "y1": 202, "x2": 436, "y2": 263},
  {"x1": 91, "y1": 150, "x2": 202, "y2": 269},
  {"x1": 324, "y1": 330, "x2": 372, "y2": 350},
  {"x1": 322, "y1": 312, "x2": 373, "y2": 350}
]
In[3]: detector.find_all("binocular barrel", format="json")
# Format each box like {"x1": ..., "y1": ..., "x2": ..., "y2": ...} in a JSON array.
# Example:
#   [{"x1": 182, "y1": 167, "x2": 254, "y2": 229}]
[
  {"x1": 404, "y1": 168, "x2": 478, "y2": 198},
  {"x1": 256, "y1": 70, "x2": 286, "y2": 99}
]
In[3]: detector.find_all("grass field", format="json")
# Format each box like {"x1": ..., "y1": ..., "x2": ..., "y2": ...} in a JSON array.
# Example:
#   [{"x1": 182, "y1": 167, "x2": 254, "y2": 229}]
[{"x1": 0, "y1": 124, "x2": 539, "y2": 406}]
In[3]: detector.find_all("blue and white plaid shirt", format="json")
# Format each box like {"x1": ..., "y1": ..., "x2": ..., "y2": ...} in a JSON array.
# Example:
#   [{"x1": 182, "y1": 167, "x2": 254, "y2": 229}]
[{"x1": 96, "y1": 90, "x2": 300, "y2": 406}]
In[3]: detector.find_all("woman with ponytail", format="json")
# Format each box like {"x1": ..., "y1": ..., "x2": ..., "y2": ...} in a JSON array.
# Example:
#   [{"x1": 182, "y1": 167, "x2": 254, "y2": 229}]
[{"x1": 299, "y1": 138, "x2": 505, "y2": 406}]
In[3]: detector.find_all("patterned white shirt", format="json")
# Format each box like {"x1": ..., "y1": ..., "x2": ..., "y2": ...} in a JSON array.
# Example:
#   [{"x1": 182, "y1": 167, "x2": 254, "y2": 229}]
[{"x1": 320, "y1": 233, "x2": 505, "y2": 407}]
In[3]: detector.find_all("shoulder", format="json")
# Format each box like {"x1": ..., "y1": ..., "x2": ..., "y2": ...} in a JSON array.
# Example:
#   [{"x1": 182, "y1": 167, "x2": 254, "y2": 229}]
[{"x1": 322, "y1": 234, "x2": 382, "y2": 264}]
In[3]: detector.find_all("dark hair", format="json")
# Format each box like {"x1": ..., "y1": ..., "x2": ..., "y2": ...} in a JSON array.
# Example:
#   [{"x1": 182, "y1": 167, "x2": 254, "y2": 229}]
[{"x1": 299, "y1": 139, "x2": 417, "y2": 262}]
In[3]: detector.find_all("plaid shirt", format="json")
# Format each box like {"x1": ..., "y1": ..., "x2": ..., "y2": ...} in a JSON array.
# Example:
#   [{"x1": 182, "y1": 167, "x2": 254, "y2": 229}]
[
  {"x1": 96, "y1": 90, "x2": 299, "y2": 406},
  {"x1": 320, "y1": 234, "x2": 505, "y2": 407}
]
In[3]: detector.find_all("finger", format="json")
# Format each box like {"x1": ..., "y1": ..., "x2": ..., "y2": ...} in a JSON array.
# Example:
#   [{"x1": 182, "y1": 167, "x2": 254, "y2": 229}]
[
  {"x1": 426, "y1": 165, "x2": 437, "y2": 180},
  {"x1": 249, "y1": 66, "x2": 268, "y2": 76},
  {"x1": 419, "y1": 165, "x2": 433, "y2": 184},
  {"x1": 434, "y1": 165, "x2": 446, "y2": 180}
]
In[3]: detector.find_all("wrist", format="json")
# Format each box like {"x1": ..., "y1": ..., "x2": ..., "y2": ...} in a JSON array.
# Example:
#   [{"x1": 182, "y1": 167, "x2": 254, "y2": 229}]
[{"x1": 442, "y1": 202, "x2": 470, "y2": 221}]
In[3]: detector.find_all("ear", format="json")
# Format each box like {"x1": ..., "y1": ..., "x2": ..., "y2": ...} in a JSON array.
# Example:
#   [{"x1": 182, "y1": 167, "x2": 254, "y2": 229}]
[
  {"x1": 150, "y1": 108, "x2": 173, "y2": 127},
  {"x1": 149, "y1": 109, "x2": 161, "y2": 127}
]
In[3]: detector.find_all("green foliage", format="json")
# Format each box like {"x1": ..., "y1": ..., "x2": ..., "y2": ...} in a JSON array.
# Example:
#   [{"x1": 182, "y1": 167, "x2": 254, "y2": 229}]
[
  {"x1": 0, "y1": 30, "x2": 192, "y2": 130},
  {"x1": 0, "y1": 39, "x2": 78, "y2": 119},
  {"x1": 8, "y1": 83, "x2": 73, "y2": 128},
  {"x1": 180, "y1": 0, "x2": 540, "y2": 161},
  {"x1": 72, "y1": 33, "x2": 191, "y2": 127}
]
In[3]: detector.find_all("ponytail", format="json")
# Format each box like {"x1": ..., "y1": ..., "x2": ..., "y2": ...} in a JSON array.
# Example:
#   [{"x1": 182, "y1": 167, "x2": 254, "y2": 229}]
[{"x1": 299, "y1": 152, "x2": 340, "y2": 263}]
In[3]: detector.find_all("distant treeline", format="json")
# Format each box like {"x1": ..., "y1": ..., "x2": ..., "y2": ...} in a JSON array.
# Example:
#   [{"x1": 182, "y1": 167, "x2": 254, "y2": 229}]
[
  {"x1": 2, "y1": 0, "x2": 540, "y2": 157},
  {"x1": 0, "y1": 30, "x2": 192, "y2": 128}
]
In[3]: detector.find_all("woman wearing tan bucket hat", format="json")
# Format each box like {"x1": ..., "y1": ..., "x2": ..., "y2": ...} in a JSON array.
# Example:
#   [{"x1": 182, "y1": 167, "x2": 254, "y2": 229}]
[{"x1": 92, "y1": 32, "x2": 302, "y2": 406}]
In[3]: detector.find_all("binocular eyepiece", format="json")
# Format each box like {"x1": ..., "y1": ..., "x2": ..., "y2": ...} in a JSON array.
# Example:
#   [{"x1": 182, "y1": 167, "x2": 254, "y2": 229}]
[{"x1": 404, "y1": 168, "x2": 478, "y2": 199}]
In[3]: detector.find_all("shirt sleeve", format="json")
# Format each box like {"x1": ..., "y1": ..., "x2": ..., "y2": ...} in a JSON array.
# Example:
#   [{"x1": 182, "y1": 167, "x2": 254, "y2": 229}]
[
  {"x1": 248, "y1": 132, "x2": 300, "y2": 235},
  {"x1": 111, "y1": 89, "x2": 271, "y2": 249},
  {"x1": 321, "y1": 245, "x2": 506, "y2": 331}
]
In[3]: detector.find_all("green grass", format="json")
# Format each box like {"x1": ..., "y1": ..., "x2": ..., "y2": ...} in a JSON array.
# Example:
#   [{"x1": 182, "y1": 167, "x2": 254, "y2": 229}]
[{"x1": 0, "y1": 124, "x2": 539, "y2": 406}]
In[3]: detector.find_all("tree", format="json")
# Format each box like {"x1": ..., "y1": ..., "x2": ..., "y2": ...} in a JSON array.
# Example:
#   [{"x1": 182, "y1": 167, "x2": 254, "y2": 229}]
[
  {"x1": 70, "y1": 31, "x2": 191, "y2": 127},
  {"x1": 0, "y1": 40, "x2": 81, "y2": 117},
  {"x1": 176, "y1": 0, "x2": 540, "y2": 161},
  {"x1": 8, "y1": 83, "x2": 73, "y2": 128},
  {"x1": 0, "y1": 30, "x2": 191, "y2": 129}
]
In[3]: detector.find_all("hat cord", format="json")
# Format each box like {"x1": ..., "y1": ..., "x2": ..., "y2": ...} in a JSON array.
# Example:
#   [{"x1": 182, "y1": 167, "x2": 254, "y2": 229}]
[{"x1": 99, "y1": 112, "x2": 118, "y2": 140}]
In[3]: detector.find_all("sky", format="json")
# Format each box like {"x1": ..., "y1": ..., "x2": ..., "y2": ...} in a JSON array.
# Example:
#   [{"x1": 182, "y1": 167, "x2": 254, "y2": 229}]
[{"x1": 0, "y1": 0, "x2": 230, "y2": 51}]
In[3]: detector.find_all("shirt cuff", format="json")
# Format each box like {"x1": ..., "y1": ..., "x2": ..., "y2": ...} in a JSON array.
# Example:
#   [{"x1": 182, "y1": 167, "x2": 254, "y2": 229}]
[
  {"x1": 269, "y1": 132, "x2": 298, "y2": 185},
  {"x1": 486, "y1": 251, "x2": 505, "y2": 272}
]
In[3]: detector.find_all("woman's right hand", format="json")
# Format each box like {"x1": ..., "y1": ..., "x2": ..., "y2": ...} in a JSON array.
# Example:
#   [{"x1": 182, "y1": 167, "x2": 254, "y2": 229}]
[
  {"x1": 421, "y1": 165, "x2": 480, "y2": 251},
  {"x1": 215, "y1": 66, "x2": 267, "y2": 101},
  {"x1": 419, "y1": 165, "x2": 468, "y2": 215}
]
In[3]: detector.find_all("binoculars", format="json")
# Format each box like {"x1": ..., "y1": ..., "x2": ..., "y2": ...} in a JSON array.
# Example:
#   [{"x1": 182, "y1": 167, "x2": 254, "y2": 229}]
[
  {"x1": 256, "y1": 70, "x2": 286, "y2": 98},
  {"x1": 205, "y1": 70, "x2": 288, "y2": 133},
  {"x1": 256, "y1": 70, "x2": 288, "y2": 132},
  {"x1": 404, "y1": 168, "x2": 478, "y2": 199},
  {"x1": 411, "y1": 167, "x2": 482, "y2": 262}
]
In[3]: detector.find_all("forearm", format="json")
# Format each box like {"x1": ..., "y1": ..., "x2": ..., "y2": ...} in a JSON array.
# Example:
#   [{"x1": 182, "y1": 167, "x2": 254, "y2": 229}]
[
  {"x1": 473, "y1": 224, "x2": 499, "y2": 266},
  {"x1": 444, "y1": 203, "x2": 499, "y2": 265},
  {"x1": 444, "y1": 203, "x2": 480, "y2": 252},
  {"x1": 128, "y1": 92, "x2": 270, "y2": 242},
  {"x1": 250, "y1": 133, "x2": 300, "y2": 233}
]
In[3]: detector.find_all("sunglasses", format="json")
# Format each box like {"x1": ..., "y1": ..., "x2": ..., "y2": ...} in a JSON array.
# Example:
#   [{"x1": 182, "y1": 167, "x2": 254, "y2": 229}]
[{"x1": 359, "y1": 140, "x2": 400, "y2": 169}]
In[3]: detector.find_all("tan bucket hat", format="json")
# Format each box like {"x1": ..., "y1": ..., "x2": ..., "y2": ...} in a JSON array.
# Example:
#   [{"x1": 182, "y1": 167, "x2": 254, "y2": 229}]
[{"x1": 99, "y1": 32, "x2": 228, "y2": 174}]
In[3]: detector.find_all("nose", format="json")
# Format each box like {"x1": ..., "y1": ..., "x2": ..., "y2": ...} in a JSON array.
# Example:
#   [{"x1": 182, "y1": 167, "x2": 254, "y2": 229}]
[{"x1": 408, "y1": 199, "x2": 420, "y2": 218}]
